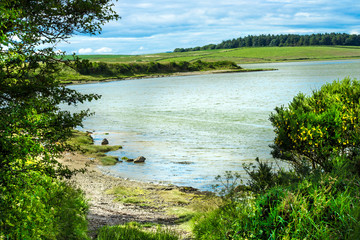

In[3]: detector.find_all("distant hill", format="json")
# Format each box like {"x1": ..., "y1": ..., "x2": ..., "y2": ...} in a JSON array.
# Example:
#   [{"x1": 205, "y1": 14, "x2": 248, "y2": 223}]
[{"x1": 174, "y1": 33, "x2": 360, "y2": 52}]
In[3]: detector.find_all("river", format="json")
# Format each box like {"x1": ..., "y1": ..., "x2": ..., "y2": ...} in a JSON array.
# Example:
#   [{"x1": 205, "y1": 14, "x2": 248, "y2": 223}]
[{"x1": 66, "y1": 59, "x2": 360, "y2": 191}]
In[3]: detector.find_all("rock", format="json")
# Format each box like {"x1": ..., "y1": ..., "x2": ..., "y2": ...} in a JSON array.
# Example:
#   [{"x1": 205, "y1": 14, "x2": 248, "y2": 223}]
[
  {"x1": 125, "y1": 158, "x2": 134, "y2": 162},
  {"x1": 134, "y1": 156, "x2": 146, "y2": 163},
  {"x1": 101, "y1": 138, "x2": 109, "y2": 145}
]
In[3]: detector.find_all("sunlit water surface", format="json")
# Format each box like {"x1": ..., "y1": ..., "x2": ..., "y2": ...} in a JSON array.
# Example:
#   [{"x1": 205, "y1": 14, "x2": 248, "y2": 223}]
[{"x1": 65, "y1": 59, "x2": 360, "y2": 191}]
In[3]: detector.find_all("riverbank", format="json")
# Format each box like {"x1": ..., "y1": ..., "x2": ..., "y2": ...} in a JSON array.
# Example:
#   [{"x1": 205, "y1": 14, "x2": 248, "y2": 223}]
[
  {"x1": 59, "y1": 152, "x2": 219, "y2": 239},
  {"x1": 66, "y1": 68, "x2": 274, "y2": 85}
]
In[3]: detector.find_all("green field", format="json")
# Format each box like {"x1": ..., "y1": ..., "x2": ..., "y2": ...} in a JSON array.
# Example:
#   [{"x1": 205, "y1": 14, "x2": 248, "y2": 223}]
[{"x1": 73, "y1": 46, "x2": 360, "y2": 64}]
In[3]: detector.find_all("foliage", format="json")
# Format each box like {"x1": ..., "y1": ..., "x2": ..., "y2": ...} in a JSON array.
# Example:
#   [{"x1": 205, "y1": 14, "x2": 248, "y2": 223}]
[
  {"x1": 72, "y1": 59, "x2": 241, "y2": 77},
  {"x1": 243, "y1": 158, "x2": 302, "y2": 194},
  {"x1": 174, "y1": 33, "x2": 360, "y2": 52},
  {"x1": 0, "y1": 0, "x2": 118, "y2": 237},
  {"x1": 96, "y1": 222, "x2": 179, "y2": 240},
  {"x1": 193, "y1": 173, "x2": 360, "y2": 240},
  {"x1": 193, "y1": 78, "x2": 360, "y2": 239},
  {"x1": 212, "y1": 171, "x2": 243, "y2": 201},
  {"x1": 0, "y1": 171, "x2": 89, "y2": 239},
  {"x1": 269, "y1": 77, "x2": 360, "y2": 172}
]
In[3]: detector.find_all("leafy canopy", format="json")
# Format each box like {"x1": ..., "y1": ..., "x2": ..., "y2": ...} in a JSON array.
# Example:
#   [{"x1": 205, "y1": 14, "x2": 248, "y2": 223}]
[
  {"x1": 0, "y1": 1, "x2": 118, "y2": 237},
  {"x1": 0, "y1": 0, "x2": 119, "y2": 182}
]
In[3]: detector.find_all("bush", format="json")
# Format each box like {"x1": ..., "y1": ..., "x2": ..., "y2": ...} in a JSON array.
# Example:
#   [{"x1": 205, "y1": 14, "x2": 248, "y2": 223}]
[
  {"x1": 0, "y1": 171, "x2": 89, "y2": 239},
  {"x1": 270, "y1": 77, "x2": 360, "y2": 173},
  {"x1": 193, "y1": 174, "x2": 360, "y2": 240}
]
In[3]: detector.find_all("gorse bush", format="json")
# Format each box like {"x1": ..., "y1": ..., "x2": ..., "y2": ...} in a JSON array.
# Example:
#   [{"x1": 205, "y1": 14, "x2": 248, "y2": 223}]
[
  {"x1": 193, "y1": 77, "x2": 360, "y2": 240},
  {"x1": 270, "y1": 77, "x2": 360, "y2": 172}
]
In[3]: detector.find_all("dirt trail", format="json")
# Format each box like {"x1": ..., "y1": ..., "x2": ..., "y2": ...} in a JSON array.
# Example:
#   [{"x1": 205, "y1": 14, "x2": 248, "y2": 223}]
[{"x1": 59, "y1": 152, "x2": 196, "y2": 239}]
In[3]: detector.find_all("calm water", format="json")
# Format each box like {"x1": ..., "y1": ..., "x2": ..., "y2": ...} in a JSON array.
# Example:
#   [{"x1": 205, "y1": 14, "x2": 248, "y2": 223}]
[{"x1": 66, "y1": 59, "x2": 360, "y2": 191}]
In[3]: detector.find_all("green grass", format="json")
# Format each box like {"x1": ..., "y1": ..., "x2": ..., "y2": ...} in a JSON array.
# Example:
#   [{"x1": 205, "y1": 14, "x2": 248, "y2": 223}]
[
  {"x1": 96, "y1": 222, "x2": 179, "y2": 240},
  {"x1": 99, "y1": 156, "x2": 119, "y2": 166},
  {"x1": 192, "y1": 173, "x2": 360, "y2": 240},
  {"x1": 72, "y1": 46, "x2": 360, "y2": 64},
  {"x1": 67, "y1": 130, "x2": 122, "y2": 165},
  {"x1": 57, "y1": 59, "x2": 249, "y2": 83}
]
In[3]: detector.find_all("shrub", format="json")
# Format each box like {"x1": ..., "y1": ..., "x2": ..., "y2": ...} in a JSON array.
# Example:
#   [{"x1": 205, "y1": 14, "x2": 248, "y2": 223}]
[
  {"x1": 193, "y1": 174, "x2": 360, "y2": 240},
  {"x1": 0, "y1": 171, "x2": 89, "y2": 240},
  {"x1": 270, "y1": 77, "x2": 360, "y2": 173}
]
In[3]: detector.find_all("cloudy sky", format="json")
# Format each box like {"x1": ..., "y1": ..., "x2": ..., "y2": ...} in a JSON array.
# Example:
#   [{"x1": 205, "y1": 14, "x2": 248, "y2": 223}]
[{"x1": 58, "y1": 0, "x2": 360, "y2": 55}]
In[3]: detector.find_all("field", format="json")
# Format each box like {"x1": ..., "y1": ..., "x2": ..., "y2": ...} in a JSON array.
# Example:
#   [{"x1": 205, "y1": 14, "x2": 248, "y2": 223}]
[{"x1": 72, "y1": 46, "x2": 360, "y2": 64}]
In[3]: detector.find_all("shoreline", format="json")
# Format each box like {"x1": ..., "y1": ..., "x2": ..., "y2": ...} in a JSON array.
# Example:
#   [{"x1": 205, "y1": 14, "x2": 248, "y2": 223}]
[
  {"x1": 64, "y1": 68, "x2": 276, "y2": 85},
  {"x1": 59, "y1": 151, "x2": 215, "y2": 239}
]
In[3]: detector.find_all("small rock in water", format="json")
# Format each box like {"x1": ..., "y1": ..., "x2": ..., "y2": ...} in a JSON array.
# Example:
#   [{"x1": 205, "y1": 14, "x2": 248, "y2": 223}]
[
  {"x1": 126, "y1": 158, "x2": 134, "y2": 162},
  {"x1": 101, "y1": 138, "x2": 109, "y2": 145},
  {"x1": 134, "y1": 156, "x2": 146, "y2": 163}
]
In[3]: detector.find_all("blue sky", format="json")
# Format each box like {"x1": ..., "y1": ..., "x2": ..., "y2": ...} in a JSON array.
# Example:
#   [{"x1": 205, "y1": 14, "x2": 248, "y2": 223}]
[{"x1": 58, "y1": 0, "x2": 360, "y2": 55}]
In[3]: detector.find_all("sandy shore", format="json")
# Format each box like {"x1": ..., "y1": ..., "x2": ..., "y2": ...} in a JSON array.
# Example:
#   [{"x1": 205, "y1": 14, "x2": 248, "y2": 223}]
[{"x1": 59, "y1": 152, "x2": 207, "y2": 239}]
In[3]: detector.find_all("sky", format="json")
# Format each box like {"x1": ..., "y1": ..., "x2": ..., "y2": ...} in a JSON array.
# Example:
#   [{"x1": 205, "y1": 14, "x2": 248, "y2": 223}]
[{"x1": 57, "y1": 0, "x2": 360, "y2": 55}]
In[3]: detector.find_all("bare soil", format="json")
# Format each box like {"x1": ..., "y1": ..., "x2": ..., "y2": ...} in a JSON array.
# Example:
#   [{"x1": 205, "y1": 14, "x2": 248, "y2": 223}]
[{"x1": 59, "y1": 152, "x2": 204, "y2": 239}]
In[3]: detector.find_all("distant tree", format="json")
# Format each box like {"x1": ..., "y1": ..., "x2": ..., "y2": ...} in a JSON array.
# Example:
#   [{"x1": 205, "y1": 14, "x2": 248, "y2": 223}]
[{"x1": 173, "y1": 33, "x2": 360, "y2": 52}]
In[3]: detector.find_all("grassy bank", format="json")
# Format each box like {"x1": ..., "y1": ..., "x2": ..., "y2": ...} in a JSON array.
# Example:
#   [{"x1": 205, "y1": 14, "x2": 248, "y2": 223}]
[
  {"x1": 58, "y1": 45, "x2": 360, "y2": 83},
  {"x1": 67, "y1": 130, "x2": 122, "y2": 166},
  {"x1": 58, "y1": 60, "x2": 256, "y2": 83},
  {"x1": 70, "y1": 46, "x2": 360, "y2": 64}
]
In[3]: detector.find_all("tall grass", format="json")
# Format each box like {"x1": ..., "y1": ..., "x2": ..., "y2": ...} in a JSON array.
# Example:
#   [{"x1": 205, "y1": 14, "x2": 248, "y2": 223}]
[
  {"x1": 96, "y1": 223, "x2": 179, "y2": 240},
  {"x1": 192, "y1": 171, "x2": 360, "y2": 240}
]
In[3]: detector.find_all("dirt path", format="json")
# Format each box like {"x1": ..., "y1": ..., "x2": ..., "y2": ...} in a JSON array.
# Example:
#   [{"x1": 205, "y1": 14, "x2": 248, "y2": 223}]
[{"x1": 59, "y1": 152, "x2": 203, "y2": 239}]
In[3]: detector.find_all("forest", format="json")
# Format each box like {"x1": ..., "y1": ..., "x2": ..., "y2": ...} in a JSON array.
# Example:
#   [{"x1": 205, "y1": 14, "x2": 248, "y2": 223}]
[{"x1": 174, "y1": 33, "x2": 360, "y2": 52}]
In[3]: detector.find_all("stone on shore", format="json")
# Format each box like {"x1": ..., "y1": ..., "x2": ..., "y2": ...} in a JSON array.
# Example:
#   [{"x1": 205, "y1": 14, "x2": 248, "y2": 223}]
[
  {"x1": 134, "y1": 156, "x2": 146, "y2": 163},
  {"x1": 101, "y1": 138, "x2": 109, "y2": 145}
]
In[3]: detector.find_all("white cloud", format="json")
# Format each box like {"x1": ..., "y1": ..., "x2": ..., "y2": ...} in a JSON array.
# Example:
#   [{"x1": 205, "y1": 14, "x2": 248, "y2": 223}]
[
  {"x1": 54, "y1": 0, "x2": 360, "y2": 55},
  {"x1": 78, "y1": 48, "x2": 93, "y2": 54},
  {"x1": 94, "y1": 47, "x2": 113, "y2": 53}
]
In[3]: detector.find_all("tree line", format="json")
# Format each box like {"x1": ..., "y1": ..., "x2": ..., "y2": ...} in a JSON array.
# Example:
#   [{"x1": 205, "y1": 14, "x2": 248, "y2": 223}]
[
  {"x1": 74, "y1": 59, "x2": 240, "y2": 76},
  {"x1": 174, "y1": 33, "x2": 360, "y2": 52}
]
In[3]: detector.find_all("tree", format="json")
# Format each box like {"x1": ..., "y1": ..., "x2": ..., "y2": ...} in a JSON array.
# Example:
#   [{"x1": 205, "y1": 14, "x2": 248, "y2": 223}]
[
  {"x1": 0, "y1": 0, "x2": 119, "y2": 237},
  {"x1": 0, "y1": 0, "x2": 119, "y2": 181},
  {"x1": 269, "y1": 78, "x2": 360, "y2": 172}
]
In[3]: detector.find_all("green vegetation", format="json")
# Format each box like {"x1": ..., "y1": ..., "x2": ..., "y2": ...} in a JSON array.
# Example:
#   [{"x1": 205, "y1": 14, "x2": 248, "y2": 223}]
[
  {"x1": 193, "y1": 172, "x2": 360, "y2": 239},
  {"x1": 70, "y1": 46, "x2": 360, "y2": 65},
  {"x1": 106, "y1": 185, "x2": 221, "y2": 232},
  {"x1": 1, "y1": 171, "x2": 89, "y2": 239},
  {"x1": 96, "y1": 222, "x2": 179, "y2": 240},
  {"x1": 192, "y1": 78, "x2": 360, "y2": 239},
  {"x1": 0, "y1": 0, "x2": 118, "y2": 238},
  {"x1": 270, "y1": 77, "x2": 360, "y2": 172},
  {"x1": 175, "y1": 33, "x2": 360, "y2": 52},
  {"x1": 58, "y1": 59, "x2": 245, "y2": 83},
  {"x1": 67, "y1": 130, "x2": 122, "y2": 166}
]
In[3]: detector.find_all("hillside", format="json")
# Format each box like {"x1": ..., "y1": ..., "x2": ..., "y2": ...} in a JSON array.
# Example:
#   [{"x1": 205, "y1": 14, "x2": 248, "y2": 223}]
[{"x1": 73, "y1": 46, "x2": 360, "y2": 64}]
